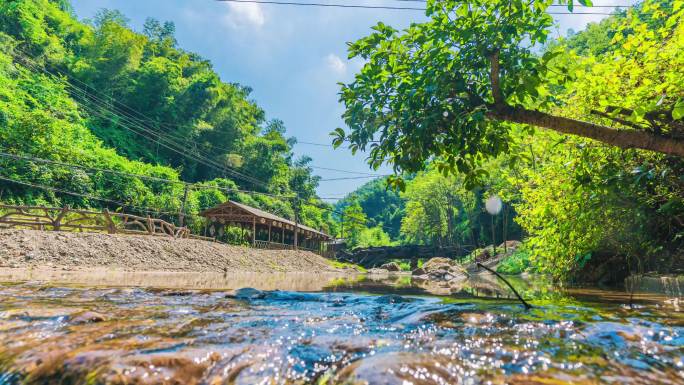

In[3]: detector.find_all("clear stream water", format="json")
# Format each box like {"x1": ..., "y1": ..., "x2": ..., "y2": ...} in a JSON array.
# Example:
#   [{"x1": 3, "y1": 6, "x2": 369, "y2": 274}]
[{"x1": 0, "y1": 271, "x2": 682, "y2": 384}]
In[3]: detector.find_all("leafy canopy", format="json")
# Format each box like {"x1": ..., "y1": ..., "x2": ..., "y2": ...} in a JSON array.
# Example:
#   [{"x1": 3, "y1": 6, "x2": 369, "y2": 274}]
[{"x1": 335, "y1": 0, "x2": 595, "y2": 187}]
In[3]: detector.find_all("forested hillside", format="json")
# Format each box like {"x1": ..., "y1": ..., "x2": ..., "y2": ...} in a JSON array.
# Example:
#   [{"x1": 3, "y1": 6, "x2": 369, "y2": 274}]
[
  {"x1": 337, "y1": 0, "x2": 684, "y2": 280},
  {"x1": 0, "y1": 0, "x2": 337, "y2": 236}
]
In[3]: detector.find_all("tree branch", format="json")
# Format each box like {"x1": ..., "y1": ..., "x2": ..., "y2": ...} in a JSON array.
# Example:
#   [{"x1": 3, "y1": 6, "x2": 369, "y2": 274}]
[
  {"x1": 487, "y1": 106, "x2": 684, "y2": 157},
  {"x1": 590, "y1": 109, "x2": 647, "y2": 131},
  {"x1": 477, "y1": 262, "x2": 532, "y2": 309},
  {"x1": 488, "y1": 49, "x2": 504, "y2": 106}
]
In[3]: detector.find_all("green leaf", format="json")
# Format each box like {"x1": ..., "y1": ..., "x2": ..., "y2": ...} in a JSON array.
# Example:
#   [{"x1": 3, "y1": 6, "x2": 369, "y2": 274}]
[
  {"x1": 541, "y1": 50, "x2": 562, "y2": 64},
  {"x1": 673, "y1": 99, "x2": 684, "y2": 120}
]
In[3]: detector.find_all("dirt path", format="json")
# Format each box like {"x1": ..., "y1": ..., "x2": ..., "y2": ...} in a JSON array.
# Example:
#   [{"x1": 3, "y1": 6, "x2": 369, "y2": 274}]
[{"x1": 0, "y1": 229, "x2": 341, "y2": 273}]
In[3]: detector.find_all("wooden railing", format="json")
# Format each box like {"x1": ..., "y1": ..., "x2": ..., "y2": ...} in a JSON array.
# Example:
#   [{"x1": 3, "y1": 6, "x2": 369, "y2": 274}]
[
  {"x1": 0, "y1": 205, "x2": 331, "y2": 250},
  {"x1": 253, "y1": 240, "x2": 296, "y2": 250},
  {"x1": 0, "y1": 204, "x2": 205, "y2": 240},
  {"x1": 253, "y1": 239, "x2": 325, "y2": 254}
]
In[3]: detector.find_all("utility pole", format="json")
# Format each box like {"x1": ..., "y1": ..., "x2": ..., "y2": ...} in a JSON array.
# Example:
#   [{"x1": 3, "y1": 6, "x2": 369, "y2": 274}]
[
  {"x1": 293, "y1": 196, "x2": 300, "y2": 250},
  {"x1": 178, "y1": 184, "x2": 189, "y2": 227}
]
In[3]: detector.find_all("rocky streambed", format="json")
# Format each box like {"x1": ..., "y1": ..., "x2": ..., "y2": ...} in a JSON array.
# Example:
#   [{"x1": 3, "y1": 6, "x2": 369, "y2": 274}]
[
  {"x1": 0, "y1": 278, "x2": 682, "y2": 384},
  {"x1": 368, "y1": 241, "x2": 524, "y2": 295}
]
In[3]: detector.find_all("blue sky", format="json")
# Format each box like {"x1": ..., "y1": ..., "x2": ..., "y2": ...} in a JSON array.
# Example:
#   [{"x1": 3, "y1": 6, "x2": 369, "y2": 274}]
[{"x1": 70, "y1": 0, "x2": 626, "y2": 200}]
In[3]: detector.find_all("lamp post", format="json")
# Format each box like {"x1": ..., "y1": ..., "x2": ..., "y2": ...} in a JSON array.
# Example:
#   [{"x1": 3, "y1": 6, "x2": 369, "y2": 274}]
[{"x1": 485, "y1": 195, "x2": 502, "y2": 255}]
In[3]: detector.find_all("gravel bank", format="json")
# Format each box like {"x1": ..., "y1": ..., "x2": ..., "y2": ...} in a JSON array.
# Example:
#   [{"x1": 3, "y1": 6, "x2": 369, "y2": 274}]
[{"x1": 0, "y1": 229, "x2": 340, "y2": 273}]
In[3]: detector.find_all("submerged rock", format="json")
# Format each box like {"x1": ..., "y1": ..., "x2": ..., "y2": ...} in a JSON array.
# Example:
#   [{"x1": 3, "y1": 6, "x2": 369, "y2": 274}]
[
  {"x1": 232, "y1": 287, "x2": 266, "y2": 300},
  {"x1": 333, "y1": 352, "x2": 462, "y2": 385},
  {"x1": 375, "y1": 294, "x2": 413, "y2": 304},
  {"x1": 70, "y1": 311, "x2": 108, "y2": 324}
]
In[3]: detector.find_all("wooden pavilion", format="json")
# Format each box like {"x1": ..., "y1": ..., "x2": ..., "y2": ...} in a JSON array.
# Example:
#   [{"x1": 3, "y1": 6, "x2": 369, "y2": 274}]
[{"x1": 199, "y1": 200, "x2": 332, "y2": 252}]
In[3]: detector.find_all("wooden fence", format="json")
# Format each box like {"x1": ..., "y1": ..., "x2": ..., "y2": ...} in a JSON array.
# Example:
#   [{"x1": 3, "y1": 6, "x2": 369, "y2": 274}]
[
  {"x1": 252, "y1": 239, "x2": 320, "y2": 252},
  {"x1": 0, "y1": 204, "x2": 213, "y2": 241},
  {"x1": 0, "y1": 205, "x2": 337, "y2": 255}
]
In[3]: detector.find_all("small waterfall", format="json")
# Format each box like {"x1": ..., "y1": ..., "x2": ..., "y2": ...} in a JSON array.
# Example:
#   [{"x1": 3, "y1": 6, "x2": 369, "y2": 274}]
[
  {"x1": 625, "y1": 274, "x2": 683, "y2": 310},
  {"x1": 660, "y1": 276, "x2": 682, "y2": 310}
]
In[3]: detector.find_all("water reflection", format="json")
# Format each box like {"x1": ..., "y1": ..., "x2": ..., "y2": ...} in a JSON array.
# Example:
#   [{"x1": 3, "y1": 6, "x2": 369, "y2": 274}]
[{"x1": 0, "y1": 268, "x2": 360, "y2": 292}]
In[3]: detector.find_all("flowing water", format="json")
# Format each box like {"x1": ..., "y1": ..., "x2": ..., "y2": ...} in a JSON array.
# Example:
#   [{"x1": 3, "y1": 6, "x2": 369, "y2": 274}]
[{"x1": 0, "y1": 269, "x2": 682, "y2": 384}]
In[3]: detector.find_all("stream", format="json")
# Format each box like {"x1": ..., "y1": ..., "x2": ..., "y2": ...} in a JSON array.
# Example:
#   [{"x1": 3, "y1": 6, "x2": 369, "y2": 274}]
[{"x1": 0, "y1": 270, "x2": 682, "y2": 384}]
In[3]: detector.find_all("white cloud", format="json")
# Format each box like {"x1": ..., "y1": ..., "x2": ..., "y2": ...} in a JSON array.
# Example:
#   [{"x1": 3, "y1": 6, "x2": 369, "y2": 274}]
[
  {"x1": 326, "y1": 53, "x2": 347, "y2": 75},
  {"x1": 222, "y1": 2, "x2": 265, "y2": 29}
]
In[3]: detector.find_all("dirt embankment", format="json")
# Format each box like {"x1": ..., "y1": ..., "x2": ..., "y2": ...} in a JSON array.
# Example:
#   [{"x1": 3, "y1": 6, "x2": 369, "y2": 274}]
[{"x1": 0, "y1": 230, "x2": 340, "y2": 273}]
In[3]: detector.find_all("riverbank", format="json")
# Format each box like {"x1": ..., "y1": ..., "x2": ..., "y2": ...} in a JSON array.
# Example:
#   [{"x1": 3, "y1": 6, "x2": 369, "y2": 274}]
[{"x1": 0, "y1": 229, "x2": 343, "y2": 273}]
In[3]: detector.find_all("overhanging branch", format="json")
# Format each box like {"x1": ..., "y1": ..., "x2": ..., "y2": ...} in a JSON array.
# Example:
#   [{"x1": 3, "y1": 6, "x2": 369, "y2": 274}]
[
  {"x1": 487, "y1": 106, "x2": 684, "y2": 157},
  {"x1": 489, "y1": 49, "x2": 504, "y2": 106}
]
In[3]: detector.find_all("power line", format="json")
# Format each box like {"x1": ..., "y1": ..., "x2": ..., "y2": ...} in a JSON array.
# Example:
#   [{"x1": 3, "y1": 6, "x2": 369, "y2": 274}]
[
  {"x1": 0, "y1": 151, "x2": 186, "y2": 186},
  {"x1": 0, "y1": 153, "x2": 392, "y2": 233},
  {"x1": 295, "y1": 141, "x2": 334, "y2": 147},
  {"x1": 0, "y1": 174, "x2": 183, "y2": 217},
  {"x1": 319, "y1": 175, "x2": 389, "y2": 181},
  {"x1": 389, "y1": 0, "x2": 632, "y2": 7},
  {"x1": 11, "y1": 50, "x2": 259, "y2": 187},
  {"x1": 10, "y1": 48, "x2": 273, "y2": 190},
  {"x1": 310, "y1": 165, "x2": 383, "y2": 176},
  {"x1": 217, "y1": 0, "x2": 425, "y2": 10},
  {"x1": 0, "y1": 151, "x2": 301, "y2": 201},
  {"x1": 12, "y1": 50, "x2": 395, "y2": 190},
  {"x1": 216, "y1": 0, "x2": 623, "y2": 14},
  {"x1": 12, "y1": 49, "x2": 389, "y2": 190}
]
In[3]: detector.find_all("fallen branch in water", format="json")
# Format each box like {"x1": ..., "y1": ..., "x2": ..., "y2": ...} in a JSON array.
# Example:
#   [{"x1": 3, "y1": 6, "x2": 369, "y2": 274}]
[{"x1": 476, "y1": 262, "x2": 532, "y2": 310}]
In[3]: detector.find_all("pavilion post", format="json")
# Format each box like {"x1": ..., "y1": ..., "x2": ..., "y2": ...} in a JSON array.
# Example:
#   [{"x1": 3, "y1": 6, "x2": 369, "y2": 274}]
[
  {"x1": 294, "y1": 220, "x2": 299, "y2": 250},
  {"x1": 268, "y1": 222, "x2": 272, "y2": 242},
  {"x1": 252, "y1": 216, "x2": 256, "y2": 246},
  {"x1": 281, "y1": 224, "x2": 285, "y2": 245}
]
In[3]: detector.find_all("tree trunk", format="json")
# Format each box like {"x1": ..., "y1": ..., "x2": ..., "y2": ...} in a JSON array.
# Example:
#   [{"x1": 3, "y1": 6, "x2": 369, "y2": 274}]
[{"x1": 487, "y1": 106, "x2": 684, "y2": 157}]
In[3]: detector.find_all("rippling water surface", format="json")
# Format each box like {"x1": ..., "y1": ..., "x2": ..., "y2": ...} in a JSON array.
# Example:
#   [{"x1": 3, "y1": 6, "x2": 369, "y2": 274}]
[{"x1": 0, "y1": 271, "x2": 682, "y2": 384}]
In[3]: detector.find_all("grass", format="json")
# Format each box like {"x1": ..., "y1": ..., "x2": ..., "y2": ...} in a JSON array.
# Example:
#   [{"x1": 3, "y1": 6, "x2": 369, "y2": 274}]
[
  {"x1": 389, "y1": 260, "x2": 412, "y2": 271},
  {"x1": 328, "y1": 260, "x2": 367, "y2": 273},
  {"x1": 496, "y1": 247, "x2": 532, "y2": 275},
  {"x1": 387, "y1": 259, "x2": 428, "y2": 271}
]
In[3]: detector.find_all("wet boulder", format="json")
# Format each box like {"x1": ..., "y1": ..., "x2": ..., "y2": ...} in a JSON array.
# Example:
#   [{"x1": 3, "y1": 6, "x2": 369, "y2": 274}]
[
  {"x1": 422, "y1": 257, "x2": 455, "y2": 270},
  {"x1": 498, "y1": 240, "x2": 522, "y2": 251},
  {"x1": 232, "y1": 287, "x2": 266, "y2": 300},
  {"x1": 380, "y1": 262, "x2": 402, "y2": 272},
  {"x1": 421, "y1": 257, "x2": 467, "y2": 281},
  {"x1": 367, "y1": 268, "x2": 390, "y2": 275},
  {"x1": 411, "y1": 267, "x2": 427, "y2": 276},
  {"x1": 465, "y1": 240, "x2": 523, "y2": 274}
]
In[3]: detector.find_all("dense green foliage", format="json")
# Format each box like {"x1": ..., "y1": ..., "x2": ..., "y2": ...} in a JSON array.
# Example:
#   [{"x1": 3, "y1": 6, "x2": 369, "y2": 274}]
[
  {"x1": 508, "y1": 0, "x2": 684, "y2": 279},
  {"x1": 339, "y1": 0, "x2": 684, "y2": 280},
  {"x1": 335, "y1": 0, "x2": 683, "y2": 188},
  {"x1": 336, "y1": 166, "x2": 522, "y2": 249},
  {"x1": 399, "y1": 167, "x2": 521, "y2": 248},
  {"x1": 0, "y1": 0, "x2": 336, "y2": 236},
  {"x1": 335, "y1": 178, "x2": 404, "y2": 239}
]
